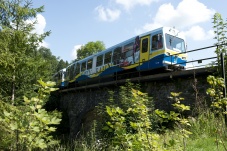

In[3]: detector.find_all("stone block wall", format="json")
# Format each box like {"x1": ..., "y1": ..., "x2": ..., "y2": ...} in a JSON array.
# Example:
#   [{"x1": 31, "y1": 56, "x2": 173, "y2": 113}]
[{"x1": 56, "y1": 74, "x2": 211, "y2": 139}]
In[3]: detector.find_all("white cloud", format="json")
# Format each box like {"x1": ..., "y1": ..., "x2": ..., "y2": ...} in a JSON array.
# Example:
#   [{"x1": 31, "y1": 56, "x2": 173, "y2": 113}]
[
  {"x1": 40, "y1": 41, "x2": 49, "y2": 48},
  {"x1": 135, "y1": 22, "x2": 162, "y2": 35},
  {"x1": 184, "y1": 26, "x2": 214, "y2": 41},
  {"x1": 26, "y1": 14, "x2": 46, "y2": 34},
  {"x1": 71, "y1": 45, "x2": 82, "y2": 60},
  {"x1": 95, "y1": 5, "x2": 121, "y2": 22},
  {"x1": 34, "y1": 14, "x2": 46, "y2": 35},
  {"x1": 137, "y1": 0, "x2": 215, "y2": 41},
  {"x1": 155, "y1": 0, "x2": 215, "y2": 28},
  {"x1": 26, "y1": 14, "x2": 49, "y2": 47},
  {"x1": 115, "y1": 0, "x2": 158, "y2": 11},
  {"x1": 35, "y1": 14, "x2": 49, "y2": 47}
]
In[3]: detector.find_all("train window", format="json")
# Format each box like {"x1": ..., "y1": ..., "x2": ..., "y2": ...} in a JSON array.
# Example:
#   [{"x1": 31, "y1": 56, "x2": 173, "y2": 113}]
[
  {"x1": 165, "y1": 34, "x2": 185, "y2": 52},
  {"x1": 87, "y1": 59, "x2": 92, "y2": 70},
  {"x1": 72, "y1": 63, "x2": 77, "y2": 75},
  {"x1": 124, "y1": 43, "x2": 133, "y2": 52},
  {"x1": 69, "y1": 65, "x2": 74, "y2": 80},
  {"x1": 123, "y1": 42, "x2": 133, "y2": 58},
  {"x1": 152, "y1": 34, "x2": 163, "y2": 50},
  {"x1": 104, "y1": 51, "x2": 112, "y2": 64},
  {"x1": 66, "y1": 66, "x2": 70, "y2": 80},
  {"x1": 113, "y1": 47, "x2": 122, "y2": 65},
  {"x1": 75, "y1": 64, "x2": 80, "y2": 74},
  {"x1": 142, "y1": 38, "x2": 148, "y2": 53},
  {"x1": 81, "y1": 62, "x2": 86, "y2": 72},
  {"x1": 96, "y1": 55, "x2": 103, "y2": 66}
]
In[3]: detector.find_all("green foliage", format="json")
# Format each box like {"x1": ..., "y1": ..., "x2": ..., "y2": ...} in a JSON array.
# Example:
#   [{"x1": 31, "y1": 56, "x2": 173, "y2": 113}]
[
  {"x1": 155, "y1": 92, "x2": 192, "y2": 150},
  {"x1": 0, "y1": 80, "x2": 62, "y2": 150},
  {"x1": 0, "y1": 0, "x2": 60, "y2": 103},
  {"x1": 0, "y1": 0, "x2": 44, "y2": 29},
  {"x1": 37, "y1": 46, "x2": 60, "y2": 77},
  {"x1": 76, "y1": 41, "x2": 105, "y2": 60},
  {"x1": 212, "y1": 13, "x2": 227, "y2": 55},
  {"x1": 103, "y1": 88, "x2": 162, "y2": 150},
  {"x1": 206, "y1": 75, "x2": 227, "y2": 150},
  {"x1": 56, "y1": 59, "x2": 69, "y2": 72},
  {"x1": 206, "y1": 75, "x2": 227, "y2": 115},
  {"x1": 187, "y1": 136, "x2": 227, "y2": 151},
  {"x1": 189, "y1": 109, "x2": 223, "y2": 138},
  {"x1": 212, "y1": 12, "x2": 227, "y2": 77},
  {"x1": 97, "y1": 82, "x2": 174, "y2": 150}
]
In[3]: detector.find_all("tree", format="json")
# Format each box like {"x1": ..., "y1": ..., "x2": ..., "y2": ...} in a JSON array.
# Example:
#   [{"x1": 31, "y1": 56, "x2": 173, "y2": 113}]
[
  {"x1": 76, "y1": 41, "x2": 105, "y2": 61},
  {"x1": 98, "y1": 82, "x2": 165, "y2": 150},
  {"x1": 212, "y1": 12, "x2": 227, "y2": 56},
  {"x1": 37, "y1": 46, "x2": 60, "y2": 78},
  {"x1": 0, "y1": 80, "x2": 61, "y2": 150},
  {"x1": 212, "y1": 13, "x2": 227, "y2": 87},
  {"x1": 0, "y1": 0, "x2": 51, "y2": 103},
  {"x1": 56, "y1": 59, "x2": 69, "y2": 71}
]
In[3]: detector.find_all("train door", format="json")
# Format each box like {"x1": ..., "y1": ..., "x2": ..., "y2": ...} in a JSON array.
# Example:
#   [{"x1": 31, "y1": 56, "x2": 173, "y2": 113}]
[{"x1": 140, "y1": 35, "x2": 150, "y2": 63}]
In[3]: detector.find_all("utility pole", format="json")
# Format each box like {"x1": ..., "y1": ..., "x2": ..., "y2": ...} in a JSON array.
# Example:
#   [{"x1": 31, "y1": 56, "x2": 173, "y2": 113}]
[
  {"x1": 221, "y1": 52, "x2": 226, "y2": 97},
  {"x1": 220, "y1": 52, "x2": 227, "y2": 126}
]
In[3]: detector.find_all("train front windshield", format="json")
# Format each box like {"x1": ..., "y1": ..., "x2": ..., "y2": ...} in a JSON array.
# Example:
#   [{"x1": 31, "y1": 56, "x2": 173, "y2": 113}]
[{"x1": 165, "y1": 34, "x2": 186, "y2": 52}]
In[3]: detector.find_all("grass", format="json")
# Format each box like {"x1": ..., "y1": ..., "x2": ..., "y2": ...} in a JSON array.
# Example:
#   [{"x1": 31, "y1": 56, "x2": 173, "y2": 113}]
[
  {"x1": 187, "y1": 136, "x2": 227, "y2": 151},
  {"x1": 51, "y1": 109, "x2": 227, "y2": 151}
]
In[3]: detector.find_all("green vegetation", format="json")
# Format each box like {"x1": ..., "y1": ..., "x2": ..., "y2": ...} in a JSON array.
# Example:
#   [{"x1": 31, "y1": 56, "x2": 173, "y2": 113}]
[
  {"x1": 0, "y1": 0, "x2": 68, "y2": 104},
  {"x1": 75, "y1": 41, "x2": 105, "y2": 61},
  {"x1": 0, "y1": 80, "x2": 62, "y2": 150},
  {"x1": 50, "y1": 79, "x2": 227, "y2": 151},
  {"x1": 0, "y1": 0, "x2": 227, "y2": 150},
  {"x1": 0, "y1": 0, "x2": 66, "y2": 150},
  {"x1": 212, "y1": 12, "x2": 227, "y2": 55}
]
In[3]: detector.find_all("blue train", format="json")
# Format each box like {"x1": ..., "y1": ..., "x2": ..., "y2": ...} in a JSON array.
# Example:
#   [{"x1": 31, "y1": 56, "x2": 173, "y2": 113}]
[{"x1": 53, "y1": 27, "x2": 187, "y2": 88}]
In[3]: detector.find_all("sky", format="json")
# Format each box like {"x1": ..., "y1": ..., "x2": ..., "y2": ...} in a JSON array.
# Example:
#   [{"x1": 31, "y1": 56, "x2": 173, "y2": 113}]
[{"x1": 32, "y1": 0, "x2": 227, "y2": 64}]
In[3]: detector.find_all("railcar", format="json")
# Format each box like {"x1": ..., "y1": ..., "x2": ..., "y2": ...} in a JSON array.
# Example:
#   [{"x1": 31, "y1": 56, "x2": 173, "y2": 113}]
[
  {"x1": 53, "y1": 68, "x2": 66, "y2": 88},
  {"x1": 57, "y1": 27, "x2": 187, "y2": 88}
]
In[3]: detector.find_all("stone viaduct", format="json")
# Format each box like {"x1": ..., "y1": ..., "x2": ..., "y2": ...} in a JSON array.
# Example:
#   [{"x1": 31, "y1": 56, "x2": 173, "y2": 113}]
[{"x1": 47, "y1": 67, "x2": 215, "y2": 139}]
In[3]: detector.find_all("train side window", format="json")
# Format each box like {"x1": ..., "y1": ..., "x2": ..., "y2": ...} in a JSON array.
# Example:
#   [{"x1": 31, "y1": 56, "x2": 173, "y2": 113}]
[
  {"x1": 104, "y1": 51, "x2": 112, "y2": 64},
  {"x1": 73, "y1": 64, "x2": 77, "y2": 75},
  {"x1": 87, "y1": 59, "x2": 92, "y2": 70},
  {"x1": 123, "y1": 42, "x2": 133, "y2": 58},
  {"x1": 142, "y1": 38, "x2": 148, "y2": 53},
  {"x1": 66, "y1": 66, "x2": 70, "y2": 80},
  {"x1": 113, "y1": 47, "x2": 122, "y2": 65},
  {"x1": 69, "y1": 65, "x2": 74, "y2": 79},
  {"x1": 81, "y1": 62, "x2": 86, "y2": 72},
  {"x1": 75, "y1": 64, "x2": 80, "y2": 74},
  {"x1": 96, "y1": 55, "x2": 103, "y2": 66},
  {"x1": 152, "y1": 34, "x2": 163, "y2": 50}
]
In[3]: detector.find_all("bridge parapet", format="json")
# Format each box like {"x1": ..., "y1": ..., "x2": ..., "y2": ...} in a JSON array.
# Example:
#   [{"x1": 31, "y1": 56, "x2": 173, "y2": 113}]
[{"x1": 52, "y1": 67, "x2": 214, "y2": 139}]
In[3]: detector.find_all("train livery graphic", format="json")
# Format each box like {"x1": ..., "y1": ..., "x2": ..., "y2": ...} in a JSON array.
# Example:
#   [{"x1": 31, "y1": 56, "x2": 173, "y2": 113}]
[{"x1": 53, "y1": 27, "x2": 187, "y2": 88}]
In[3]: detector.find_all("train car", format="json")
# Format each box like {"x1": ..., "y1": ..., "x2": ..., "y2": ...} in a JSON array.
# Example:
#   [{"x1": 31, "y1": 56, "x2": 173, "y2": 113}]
[
  {"x1": 53, "y1": 68, "x2": 67, "y2": 88},
  {"x1": 61, "y1": 26, "x2": 187, "y2": 87}
]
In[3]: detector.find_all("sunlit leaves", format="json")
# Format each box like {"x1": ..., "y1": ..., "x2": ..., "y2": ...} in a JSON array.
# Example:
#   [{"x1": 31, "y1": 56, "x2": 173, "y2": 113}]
[
  {"x1": 0, "y1": 80, "x2": 61, "y2": 150},
  {"x1": 102, "y1": 82, "x2": 162, "y2": 150},
  {"x1": 0, "y1": 0, "x2": 58, "y2": 104},
  {"x1": 212, "y1": 12, "x2": 227, "y2": 59},
  {"x1": 76, "y1": 41, "x2": 105, "y2": 60},
  {"x1": 206, "y1": 75, "x2": 227, "y2": 115},
  {"x1": 206, "y1": 88, "x2": 216, "y2": 97}
]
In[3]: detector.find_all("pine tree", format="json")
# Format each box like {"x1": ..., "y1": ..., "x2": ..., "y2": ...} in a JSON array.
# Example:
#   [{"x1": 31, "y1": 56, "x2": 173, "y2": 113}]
[{"x1": 0, "y1": 0, "x2": 54, "y2": 104}]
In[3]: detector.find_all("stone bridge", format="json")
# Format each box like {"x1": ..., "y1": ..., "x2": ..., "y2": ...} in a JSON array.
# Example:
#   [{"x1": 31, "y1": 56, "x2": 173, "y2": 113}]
[{"x1": 47, "y1": 67, "x2": 215, "y2": 139}]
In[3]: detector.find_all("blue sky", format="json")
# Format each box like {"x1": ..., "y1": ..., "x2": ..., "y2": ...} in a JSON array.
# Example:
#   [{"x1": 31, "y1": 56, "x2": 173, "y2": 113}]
[{"x1": 32, "y1": 0, "x2": 227, "y2": 64}]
